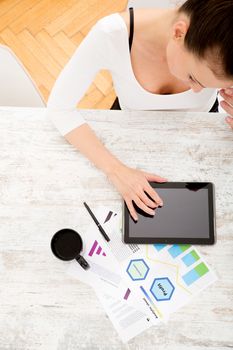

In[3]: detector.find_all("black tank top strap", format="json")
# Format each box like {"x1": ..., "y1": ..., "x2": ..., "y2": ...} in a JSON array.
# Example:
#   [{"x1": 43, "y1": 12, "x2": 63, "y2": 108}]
[
  {"x1": 128, "y1": 7, "x2": 134, "y2": 52},
  {"x1": 209, "y1": 97, "x2": 219, "y2": 112}
]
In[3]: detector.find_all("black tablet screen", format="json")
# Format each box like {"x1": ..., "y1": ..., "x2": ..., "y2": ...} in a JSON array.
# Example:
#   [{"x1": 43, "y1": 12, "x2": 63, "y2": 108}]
[{"x1": 129, "y1": 187, "x2": 210, "y2": 239}]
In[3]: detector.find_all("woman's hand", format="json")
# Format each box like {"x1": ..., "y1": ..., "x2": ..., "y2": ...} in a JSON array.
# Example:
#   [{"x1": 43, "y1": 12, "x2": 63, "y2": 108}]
[
  {"x1": 219, "y1": 88, "x2": 233, "y2": 129},
  {"x1": 107, "y1": 163, "x2": 167, "y2": 221}
]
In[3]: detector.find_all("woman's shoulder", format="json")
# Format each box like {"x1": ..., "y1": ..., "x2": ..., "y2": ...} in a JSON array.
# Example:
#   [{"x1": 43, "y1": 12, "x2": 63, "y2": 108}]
[
  {"x1": 118, "y1": 11, "x2": 130, "y2": 35},
  {"x1": 92, "y1": 8, "x2": 162, "y2": 47},
  {"x1": 95, "y1": 12, "x2": 128, "y2": 35},
  {"x1": 117, "y1": 8, "x2": 165, "y2": 37},
  {"x1": 95, "y1": 8, "x2": 157, "y2": 36}
]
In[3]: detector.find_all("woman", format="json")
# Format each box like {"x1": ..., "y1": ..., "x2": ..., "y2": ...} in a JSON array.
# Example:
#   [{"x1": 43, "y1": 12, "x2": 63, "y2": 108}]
[{"x1": 47, "y1": 0, "x2": 233, "y2": 221}]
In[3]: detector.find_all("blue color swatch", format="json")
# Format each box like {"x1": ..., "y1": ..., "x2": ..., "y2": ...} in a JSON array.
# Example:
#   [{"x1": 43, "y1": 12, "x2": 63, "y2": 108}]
[
  {"x1": 182, "y1": 262, "x2": 209, "y2": 286},
  {"x1": 153, "y1": 244, "x2": 167, "y2": 252},
  {"x1": 182, "y1": 250, "x2": 200, "y2": 267},
  {"x1": 168, "y1": 244, "x2": 190, "y2": 258},
  {"x1": 182, "y1": 269, "x2": 200, "y2": 285}
]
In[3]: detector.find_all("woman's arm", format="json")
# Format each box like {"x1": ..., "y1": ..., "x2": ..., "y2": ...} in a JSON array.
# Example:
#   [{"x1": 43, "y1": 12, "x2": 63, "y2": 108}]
[
  {"x1": 65, "y1": 123, "x2": 166, "y2": 221},
  {"x1": 47, "y1": 18, "x2": 111, "y2": 135},
  {"x1": 47, "y1": 15, "x2": 166, "y2": 220},
  {"x1": 64, "y1": 123, "x2": 121, "y2": 175}
]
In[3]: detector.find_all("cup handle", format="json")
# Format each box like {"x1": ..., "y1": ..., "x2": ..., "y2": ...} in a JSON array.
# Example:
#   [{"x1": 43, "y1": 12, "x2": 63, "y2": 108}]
[{"x1": 75, "y1": 254, "x2": 90, "y2": 270}]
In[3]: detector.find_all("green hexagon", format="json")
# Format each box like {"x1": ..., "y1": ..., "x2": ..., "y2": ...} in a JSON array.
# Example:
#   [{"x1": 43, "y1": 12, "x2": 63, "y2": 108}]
[{"x1": 126, "y1": 259, "x2": 150, "y2": 281}]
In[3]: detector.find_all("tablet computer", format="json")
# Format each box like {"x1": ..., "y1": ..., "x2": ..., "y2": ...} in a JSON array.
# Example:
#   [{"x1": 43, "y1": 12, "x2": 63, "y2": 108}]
[{"x1": 123, "y1": 182, "x2": 215, "y2": 245}]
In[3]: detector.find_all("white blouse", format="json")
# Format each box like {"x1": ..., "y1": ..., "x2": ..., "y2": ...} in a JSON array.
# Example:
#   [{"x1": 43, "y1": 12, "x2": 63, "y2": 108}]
[{"x1": 47, "y1": 13, "x2": 220, "y2": 136}]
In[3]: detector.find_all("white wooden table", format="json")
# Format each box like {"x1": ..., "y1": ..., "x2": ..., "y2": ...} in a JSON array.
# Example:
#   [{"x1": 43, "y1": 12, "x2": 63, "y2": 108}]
[{"x1": 0, "y1": 107, "x2": 232, "y2": 350}]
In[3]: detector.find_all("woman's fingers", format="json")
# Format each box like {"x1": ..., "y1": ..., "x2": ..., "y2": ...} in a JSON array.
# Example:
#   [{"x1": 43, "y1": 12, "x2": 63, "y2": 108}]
[
  {"x1": 220, "y1": 100, "x2": 233, "y2": 130},
  {"x1": 220, "y1": 89, "x2": 233, "y2": 113},
  {"x1": 126, "y1": 181, "x2": 164, "y2": 221},
  {"x1": 144, "y1": 182, "x2": 163, "y2": 206},
  {"x1": 217, "y1": 89, "x2": 233, "y2": 130},
  {"x1": 143, "y1": 171, "x2": 167, "y2": 183},
  {"x1": 143, "y1": 171, "x2": 167, "y2": 204},
  {"x1": 109, "y1": 164, "x2": 167, "y2": 220},
  {"x1": 225, "y1": 116, "x2": 233, "y2": 129},
  {"x1": 220, "y1": 99, "x2": 233, "y2": 115},
  {"x1": 125, "y1": 198, "x2": 138, "y2": 221},
  {"x1": 137, "y1": 188, "x2": 158, "y2": 208},
  {"x1": 133, "y1": 196, "x2": 155, "y2": 216},
  {"x1": 220, "y1": 88, "x2": 233, "y2": 102}
]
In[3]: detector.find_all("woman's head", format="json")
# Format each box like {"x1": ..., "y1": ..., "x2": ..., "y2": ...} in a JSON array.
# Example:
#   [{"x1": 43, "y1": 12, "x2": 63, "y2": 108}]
[{"x1": 166, "y1": 0, "x2": 233, "y2": 91}]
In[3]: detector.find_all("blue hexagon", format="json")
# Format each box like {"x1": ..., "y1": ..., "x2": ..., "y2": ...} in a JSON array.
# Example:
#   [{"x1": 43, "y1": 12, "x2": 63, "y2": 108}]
[
  {"x1": 150, "y1": 277, "x2": 175, "y2": 301},
  {"x1": 126, "y1": 259, "x2": 150, "y2": 281}
]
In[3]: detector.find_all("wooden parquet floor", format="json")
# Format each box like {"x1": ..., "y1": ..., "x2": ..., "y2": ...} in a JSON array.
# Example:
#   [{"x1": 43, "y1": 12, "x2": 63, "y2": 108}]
[{"x1": 0, "y1": 0, "x2": 127, "y2": 108}]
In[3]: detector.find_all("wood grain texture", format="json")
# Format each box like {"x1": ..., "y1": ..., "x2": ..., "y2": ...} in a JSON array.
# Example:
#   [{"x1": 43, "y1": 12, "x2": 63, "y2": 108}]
[
  {"x1": 0, "y1": 107, "x2": 232, "y2": 349},
  {"x1": 0, "y1": 0, "x2": 127, "y2": 105}
]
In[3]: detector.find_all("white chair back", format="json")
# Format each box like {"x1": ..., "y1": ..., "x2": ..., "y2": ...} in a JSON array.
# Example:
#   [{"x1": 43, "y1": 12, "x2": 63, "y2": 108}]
[{"x1": 0, "y1": 44, "x2": 45, "y2": 107}]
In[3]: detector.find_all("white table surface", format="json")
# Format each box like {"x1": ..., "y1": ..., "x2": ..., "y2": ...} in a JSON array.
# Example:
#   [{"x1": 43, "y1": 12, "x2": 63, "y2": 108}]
[{"x1": 0, "y1": 107, "x2": 232, "y2": 350}]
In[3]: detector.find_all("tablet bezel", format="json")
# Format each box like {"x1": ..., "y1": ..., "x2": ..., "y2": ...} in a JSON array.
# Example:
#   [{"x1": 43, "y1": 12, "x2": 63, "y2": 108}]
[{"x1": 123, "y1": 182, "x2": 215, "y2": 245}]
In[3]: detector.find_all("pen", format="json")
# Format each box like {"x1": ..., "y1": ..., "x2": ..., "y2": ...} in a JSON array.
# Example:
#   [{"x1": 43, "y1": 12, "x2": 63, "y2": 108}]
[{"x1": 83, "y1": 202, "x2": 110, "y2": 242}]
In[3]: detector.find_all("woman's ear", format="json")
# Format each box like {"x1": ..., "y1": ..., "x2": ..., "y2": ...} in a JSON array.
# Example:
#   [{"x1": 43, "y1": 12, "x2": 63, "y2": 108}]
[{"x1": 172, "y1": 20, "x2": 189, "y2": 41}]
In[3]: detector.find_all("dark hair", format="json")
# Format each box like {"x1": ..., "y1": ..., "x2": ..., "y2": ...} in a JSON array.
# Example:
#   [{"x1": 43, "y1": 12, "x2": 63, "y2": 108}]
[{"x1": 179, "y1": 0, "x2": 233, "y2": 80}]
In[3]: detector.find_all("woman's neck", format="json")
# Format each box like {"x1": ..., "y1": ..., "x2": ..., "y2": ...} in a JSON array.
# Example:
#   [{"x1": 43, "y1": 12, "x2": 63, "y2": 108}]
[{"x1": 134, "y1": 8, "x2": 182, "y2": 63}]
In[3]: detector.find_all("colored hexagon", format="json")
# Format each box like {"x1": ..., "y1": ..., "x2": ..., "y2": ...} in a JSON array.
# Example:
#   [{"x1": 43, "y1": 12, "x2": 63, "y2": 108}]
[
  {"x1": 126, "y1": 259, "x2": 150, "y2": 281},
  {"x1": 150, "y1": 277, "x2": 175, "y2": 301}
]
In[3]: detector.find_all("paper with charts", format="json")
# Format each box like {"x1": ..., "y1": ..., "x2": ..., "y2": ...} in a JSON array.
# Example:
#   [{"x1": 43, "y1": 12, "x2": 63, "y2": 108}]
[
  {"x1": 103, "y1": 210, "x2": 217, "y2": 322},
  {"x1": 67, "y1": 208, "x2": 159, "y2": 343}
]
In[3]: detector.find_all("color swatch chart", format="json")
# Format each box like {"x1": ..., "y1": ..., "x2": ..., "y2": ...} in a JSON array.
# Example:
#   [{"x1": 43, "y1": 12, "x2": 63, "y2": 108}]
[
  {"x1": 120, "y1": 242, "x2": 217, "y2": 320},
  {"x1": 153, "y1": 244, "x2": 211, "y2": 288}
]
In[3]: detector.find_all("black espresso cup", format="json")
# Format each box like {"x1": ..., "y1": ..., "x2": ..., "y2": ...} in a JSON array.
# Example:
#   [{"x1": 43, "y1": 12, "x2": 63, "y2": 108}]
[{"x1": 51, "y1": 228, "x2": 89, "y2": 270}]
